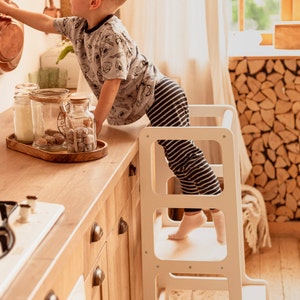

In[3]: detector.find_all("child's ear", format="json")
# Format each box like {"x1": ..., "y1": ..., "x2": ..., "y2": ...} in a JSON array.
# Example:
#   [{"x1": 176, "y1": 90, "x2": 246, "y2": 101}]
[{"x1": 90, "y1": 0, "x2": 101, "y2": 9}]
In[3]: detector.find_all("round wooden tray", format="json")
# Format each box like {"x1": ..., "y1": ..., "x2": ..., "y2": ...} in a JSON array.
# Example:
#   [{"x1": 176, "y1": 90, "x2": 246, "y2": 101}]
[{"x1": 6, "y1": 134, "x2": 108, "y2": 163}]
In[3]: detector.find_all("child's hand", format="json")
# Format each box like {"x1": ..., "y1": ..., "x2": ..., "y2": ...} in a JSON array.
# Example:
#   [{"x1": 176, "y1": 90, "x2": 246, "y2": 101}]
[
  {"x1": 0, "y1": 0, "x2": 12, "y2": 14},
  {"x1": 0, "y1": 1, "x2": 58, "y2": 34},
  {"x1": 94, "y1": 78, "x2": 122, "y2": 135},
  {"x1": 95, "y1": 120, "x2": 103, "y2": 136}
]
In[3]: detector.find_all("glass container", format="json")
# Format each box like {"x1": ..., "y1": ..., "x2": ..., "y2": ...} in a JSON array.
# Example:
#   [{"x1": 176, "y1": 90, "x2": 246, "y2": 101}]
[
  {"x1": 29, "y1": 88, "x2": 70, "y2": 151},
  {"x1": 65, "y1": 95, "x2": 97, "y2": 153},
  {"x1": 13, "y1": 83, "x2": 39, "y2": 144}
]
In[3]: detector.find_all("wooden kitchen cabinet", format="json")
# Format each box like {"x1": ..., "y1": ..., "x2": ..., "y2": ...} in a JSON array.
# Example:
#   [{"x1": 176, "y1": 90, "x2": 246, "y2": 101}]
[
  {"x1": 106, "y1": 213, "x2": 131, "y2": 300},
  {"x1": 69, "y1": 156, "x2": 141, "y2": 300},
  {"x1": 41, "y1": 156, "x2": 141, "y2": 300},
  {"x1": 0, "y1": 109, "x2": 147, "y2": 300},
  {"x1": 85, "y1": 244, "x2": 109, "y2": 300},
  {"x1": 83, "y1": 191, "x2": 115, "y2": 273},
  {"x1": 129, "y1": 187, "x2": 143, "y2": 300},
  {"x1": 83, "y1": 193, "x2": 113, "y2": 300},
  {"x1": 105, "y1": 154, "x2": 141, "y2": 300},
  {"x1": 42, "y1": 238, "x2": 85, "y2": 300},
  {"x1": 128, "y1": 156, "x2": 143, "y2": 300}
]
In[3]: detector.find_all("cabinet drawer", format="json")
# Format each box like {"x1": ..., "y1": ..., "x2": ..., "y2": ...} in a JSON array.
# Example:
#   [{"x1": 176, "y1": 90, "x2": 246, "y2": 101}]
[
  {"x1": 107, "y1": 205, "x2": 131, "y2": 300},
  {"x1": 85, "y1": 243, "x2": 109, "y2": 300},
  {"x1": 83, "y1": 193, "x2": 115, "y2": 276},
  {"x1": 39, "y1": 238, "x2": 85, "y2": 300},
  {"x1": 129, "y1": 154, "x2": 139, "y2": 191},
  {"x1": 115, "y1": 156, "x2": 139, "y2": 218},
  {"x1": 114, "y1": 168, "x2": 131, "y2": 218},
  {"x1": 130, "y1": 182, "x2": 141, "y2": 257}
]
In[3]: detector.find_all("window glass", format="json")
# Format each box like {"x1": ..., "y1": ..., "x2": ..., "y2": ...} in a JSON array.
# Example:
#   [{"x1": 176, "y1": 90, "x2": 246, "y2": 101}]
[
  {"x1": 229, "y1": 0, "x2": 239, "y2": 30},
  {"x1": 230, "y1": 0, "x2": 280, "y2": 31}
]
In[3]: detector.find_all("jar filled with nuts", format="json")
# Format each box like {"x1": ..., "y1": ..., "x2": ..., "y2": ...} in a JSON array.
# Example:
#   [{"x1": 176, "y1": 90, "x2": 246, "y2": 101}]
[
  {"x1": 29, "y1": 88, "x2": 70, "y2": 151},
  {"x1": 65, "y1": 95, "x2": 97, "y2": 153}
]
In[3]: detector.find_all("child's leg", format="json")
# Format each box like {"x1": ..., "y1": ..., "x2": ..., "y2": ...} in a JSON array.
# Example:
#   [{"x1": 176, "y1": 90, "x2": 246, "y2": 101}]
[
  {"x1": 147, "y1": 77, "x2": 221, "y2": 240},
  {"x1": 167, "y1": 175, "x2": 206, "y2": 240},
  {"x1": 211, "y1": 209, "x2": 226, "y2": 244},
  {"x1": 168, "y1": 210, "x2": 207, "y2": 240},
  {"x1": 164, "y1": 141, "x2": 222, "y2": 240}
]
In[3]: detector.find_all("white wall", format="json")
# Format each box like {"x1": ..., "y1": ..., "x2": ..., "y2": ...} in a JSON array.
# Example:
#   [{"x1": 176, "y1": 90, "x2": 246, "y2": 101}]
[{"x1": 0, "y1": 1, "x2": 61, "y2": 112}]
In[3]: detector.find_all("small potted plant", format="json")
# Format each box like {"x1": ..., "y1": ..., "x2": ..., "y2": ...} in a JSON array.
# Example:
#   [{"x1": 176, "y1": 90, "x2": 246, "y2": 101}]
[{"x1": 56, "y1": 40, "x2": 74, "y2": 64}]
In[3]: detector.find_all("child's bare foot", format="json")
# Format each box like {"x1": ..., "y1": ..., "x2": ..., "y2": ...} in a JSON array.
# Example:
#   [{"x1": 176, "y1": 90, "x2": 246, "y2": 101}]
[
  {"x1": 168, "y1": 210, "x2": 207, "y2": 240},
  {"x1": 211, "y1": 210, "x2": 226, "y2": 245}
]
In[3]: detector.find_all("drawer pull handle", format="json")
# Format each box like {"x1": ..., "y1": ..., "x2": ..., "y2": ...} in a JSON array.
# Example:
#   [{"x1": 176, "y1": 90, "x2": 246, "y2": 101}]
[
  {"x1": 118, "y1": 217, "x2": 128, "y2": 234},
  {"x1": 90, "y1": 222, "x2": 103, "y2": 243},
  {"x1": 93, "y1": 266, "x2": 105, "y2": 286},
  {"x1": 45, "y1": 290, "x2": 59, "y2": 300},
  {"x1": 129, "y1": 163, "x2": 136, "y2": 176}
]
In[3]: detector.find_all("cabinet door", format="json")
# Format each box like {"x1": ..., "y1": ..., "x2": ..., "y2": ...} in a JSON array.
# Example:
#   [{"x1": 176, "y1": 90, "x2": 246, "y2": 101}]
[
  {"x1": 129, "y1": 179, "x2": 143, "y2": 300},
  {"x1": 41, "y1": 239, "x2": 85, "y2": 300},
  {"x1": 85, "y1": 244, "x2": 109, "y2": 300},
  {"x1": 107, "y1": 208, "x2": 131, "y2": 300},
  {"x1": 83, "y1": 193, "x2": 115, "y2": 277}
]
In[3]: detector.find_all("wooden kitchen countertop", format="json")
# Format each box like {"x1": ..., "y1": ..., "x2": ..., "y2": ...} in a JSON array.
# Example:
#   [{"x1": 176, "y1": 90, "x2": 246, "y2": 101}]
[{"x1": 0, "y1": 108, "x2": 148, "y2": 299}]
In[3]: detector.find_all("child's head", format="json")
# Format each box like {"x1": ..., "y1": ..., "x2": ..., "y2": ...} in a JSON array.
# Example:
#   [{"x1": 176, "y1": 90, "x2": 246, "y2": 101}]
[
  {"x1": 70, "y1": 0, "x2": 127, "y2": 18},
  {"x1": 103, "y1": 0, "x2": 127, "y2": 13}
]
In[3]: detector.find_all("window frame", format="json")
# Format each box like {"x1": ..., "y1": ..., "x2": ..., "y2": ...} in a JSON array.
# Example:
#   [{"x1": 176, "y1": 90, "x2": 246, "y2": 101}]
[{"x1": 237, "y1": 0, "x2": 300, "y2": 45}]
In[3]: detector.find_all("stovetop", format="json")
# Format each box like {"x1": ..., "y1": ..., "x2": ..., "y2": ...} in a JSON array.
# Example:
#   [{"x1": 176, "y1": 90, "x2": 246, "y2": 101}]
[
  {"x1": 0, "y1": 201, "x2": 18, "y2": 260},
  {"x1": 0, "y1": 200, "x2": 64, "y2": 297}
]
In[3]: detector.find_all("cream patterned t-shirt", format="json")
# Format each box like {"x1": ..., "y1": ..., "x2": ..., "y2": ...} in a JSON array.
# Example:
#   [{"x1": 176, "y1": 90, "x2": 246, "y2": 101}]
[{"x1": 54, "y1": 15, "x2": 163, "y2": 125}]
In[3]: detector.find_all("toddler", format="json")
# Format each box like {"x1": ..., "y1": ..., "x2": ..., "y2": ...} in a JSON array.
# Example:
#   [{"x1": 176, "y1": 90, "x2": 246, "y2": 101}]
[{"x1": 0, "y1": 0, "x2": 226, "y2": 244}]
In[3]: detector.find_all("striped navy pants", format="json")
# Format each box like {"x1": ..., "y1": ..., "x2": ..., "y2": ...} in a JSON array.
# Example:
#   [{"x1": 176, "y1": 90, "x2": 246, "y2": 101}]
[{"x1": 146, "y1": 77, "x2": 221, "y2": 212}]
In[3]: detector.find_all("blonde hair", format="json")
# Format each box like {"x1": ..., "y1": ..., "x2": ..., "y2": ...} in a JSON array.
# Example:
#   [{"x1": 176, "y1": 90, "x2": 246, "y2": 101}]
[
  {"x1": 108, "y1": 0, "x2": 127, "y2": 12},
  {"x1": 116, "y1": 0, "x2": 127, "y2": 5}
]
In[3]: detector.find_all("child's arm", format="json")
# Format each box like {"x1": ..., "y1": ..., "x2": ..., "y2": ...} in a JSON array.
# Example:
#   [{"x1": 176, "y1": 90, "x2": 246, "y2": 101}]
[
  {"x1": 0, "y1": 0, "x2": 57, "y2": 34},
  {"x1": 94, "y1": 79, "x2": 122, "y2": 135}
]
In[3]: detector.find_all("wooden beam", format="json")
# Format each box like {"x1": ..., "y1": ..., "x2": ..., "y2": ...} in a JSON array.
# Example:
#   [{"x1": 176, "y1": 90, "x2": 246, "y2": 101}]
[
  {"x1": 292, "y1": 0, "x2": 300, "y2": 20},
  {"x1": 281, "y1": 0, "x2": 293, "y2": 21},
  {"x1": 239, "y1": 0, "x2": 244, "y2": 31}
]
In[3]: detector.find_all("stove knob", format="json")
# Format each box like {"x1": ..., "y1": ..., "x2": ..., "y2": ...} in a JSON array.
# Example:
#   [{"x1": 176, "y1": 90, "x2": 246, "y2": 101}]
[
  {"x1": 18, "y1": 203, "x2": 31, "y2": 223},
  {"x1": 26, "y1": 195, "x2": 38, "y2": 213}
]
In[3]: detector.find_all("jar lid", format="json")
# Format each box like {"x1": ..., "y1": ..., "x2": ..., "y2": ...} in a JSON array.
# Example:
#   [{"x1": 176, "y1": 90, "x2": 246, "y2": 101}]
[
  {"x1": 69, "y1": 94, "x2": 90, "y2": 105},
  {"x1": 29, "y1": 88, "x2": 70, "y2": 103},
  {"x1": 14, "y1": 83, "x2": 39, "y2": 96}
]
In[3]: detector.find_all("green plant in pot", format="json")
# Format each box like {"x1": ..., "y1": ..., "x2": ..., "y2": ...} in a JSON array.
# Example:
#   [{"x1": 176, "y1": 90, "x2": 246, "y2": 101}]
[{"x1": 56, "y1": 41, "x2": 74, "y2": 64}]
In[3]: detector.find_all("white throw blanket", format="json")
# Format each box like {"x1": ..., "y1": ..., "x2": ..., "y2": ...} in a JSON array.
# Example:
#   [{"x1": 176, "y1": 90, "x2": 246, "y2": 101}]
[{"x1": 241, "y1": 184, "x2": 272, "y2": 253}]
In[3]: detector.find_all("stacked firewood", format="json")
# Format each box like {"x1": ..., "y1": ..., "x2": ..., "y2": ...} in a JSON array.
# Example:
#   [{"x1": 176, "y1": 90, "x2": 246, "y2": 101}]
[{"x1": 229, "y1": 57, "x2": 300, "y2": 222}]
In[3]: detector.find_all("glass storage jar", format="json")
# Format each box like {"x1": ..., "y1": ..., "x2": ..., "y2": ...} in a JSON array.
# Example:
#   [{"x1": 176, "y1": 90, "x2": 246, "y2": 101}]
[
  {"x1": 13, "y1": 83, "x2": 39, "y2": 144},
  {"x1": 29, "y1": 88, "x2": 70, "y2": 151},
  {"x1": 65, "y1": 95, "x2": 97, "y2": 153}
]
